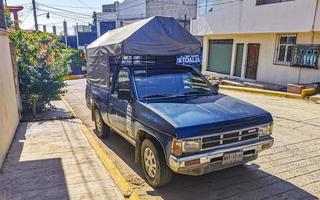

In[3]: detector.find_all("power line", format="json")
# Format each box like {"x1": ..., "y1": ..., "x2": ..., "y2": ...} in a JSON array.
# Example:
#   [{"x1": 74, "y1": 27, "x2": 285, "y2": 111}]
[
  {"x1": 76, "y1": 0, "x2": 95, "y2": 10},
  {"x1": 21, "y1": 7, "x2": 33, "y2": 25},
  {"x1": 35, "y1": 2, "x2": 100, "y2": 9},
  {"x1": 37, "y1": 3, "x2": 91, "y2": 17},
  {"x1": 37, "y1": 8, "x2": 90, "y2": 22},
  {"x1": 118, "y1": 0, "x2": 241, "y2": 13}
]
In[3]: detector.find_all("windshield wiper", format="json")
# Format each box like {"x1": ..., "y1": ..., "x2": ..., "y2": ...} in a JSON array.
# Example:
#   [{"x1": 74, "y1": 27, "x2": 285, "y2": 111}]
[
  {"x1": 183, "y1": 91, "x2": 212, "y2": 96},
  {"x1": 142, "y1": 94, "x2": 181, "y2": 99}
]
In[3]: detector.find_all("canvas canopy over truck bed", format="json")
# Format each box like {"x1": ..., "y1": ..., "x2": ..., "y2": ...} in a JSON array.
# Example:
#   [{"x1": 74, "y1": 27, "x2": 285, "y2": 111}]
[{"x1": 86, "y1": 16, "x2": 201, "y2": 89}]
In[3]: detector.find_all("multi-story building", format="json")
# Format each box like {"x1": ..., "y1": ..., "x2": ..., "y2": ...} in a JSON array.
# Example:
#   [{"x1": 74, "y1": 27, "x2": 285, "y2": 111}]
[
  {"x1": 191, "y1": 0, "x2": 320, "y2": 86},
  {"x1": 96, "y1": 0, "x2": 197, "y2": 36}
]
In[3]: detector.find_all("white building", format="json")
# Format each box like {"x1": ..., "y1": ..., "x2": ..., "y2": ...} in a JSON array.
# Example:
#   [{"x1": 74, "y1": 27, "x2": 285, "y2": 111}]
[
  {"x1": 191, "y1": 0, "x2": 320, "y2": 86},
  {"x1": 96, "y1": 0, "x2": 197, "y2": 36},
  {"x1": 0, "y1": 2, "x2": 20, "y2": 167}
]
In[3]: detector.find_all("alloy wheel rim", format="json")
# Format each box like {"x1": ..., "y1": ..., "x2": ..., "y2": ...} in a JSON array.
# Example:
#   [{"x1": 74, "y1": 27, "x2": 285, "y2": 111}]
[{"x1": 144, "y1": 147, "x2": 157, "y2": 178}]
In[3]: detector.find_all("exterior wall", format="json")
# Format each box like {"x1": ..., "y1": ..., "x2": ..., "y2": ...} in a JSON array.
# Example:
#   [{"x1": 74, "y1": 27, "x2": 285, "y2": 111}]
[
  {"x1": 192, "y1": 0, "x2": 319, "y2": 35},
  {"x1": 202, "y1": 32, "x2": 320, "y2": 86},
  {"x1": 0, "y1": 30, "x2": 19, "y2": 167},
  {"x1": 120, "y1": 0, "x2": 146, "y2": 20},
  {"x1": 146, "y1": 0, "x2": 197, "y2": 20},
  {"x1": 97, "y1": 0, "x2": 146, "y2": 36},
  {"x1": 146, "y1": 0, "x2": 197, "y2": 30},
  {"x1": 96, "y1": 12, "x2": 117, "y2": 36}
]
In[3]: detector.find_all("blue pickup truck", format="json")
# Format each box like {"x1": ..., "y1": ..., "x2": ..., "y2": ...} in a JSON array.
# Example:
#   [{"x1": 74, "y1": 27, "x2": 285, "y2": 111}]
[{"x1": 85, "y1": 16, "x2": 274, "y2": 187}]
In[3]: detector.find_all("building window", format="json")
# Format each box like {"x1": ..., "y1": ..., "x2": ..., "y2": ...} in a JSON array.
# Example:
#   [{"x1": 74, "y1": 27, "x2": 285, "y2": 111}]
[
  {"x1": 292, "y1": 45, "x2": 320, "y2": 69},
  {"x1": 274, "y1": 34, "x2": 297, "y2": 65},
  {"x1": 256, "y1": 0, "x2": 294, "y2": 6},
  {"x1": 199, "y1": 0, "x2": 214, "y2": 15}
]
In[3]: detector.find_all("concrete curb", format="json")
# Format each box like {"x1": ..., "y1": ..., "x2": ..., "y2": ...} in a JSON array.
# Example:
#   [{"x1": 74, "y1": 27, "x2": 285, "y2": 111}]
[
  {"x1": 64, "y1": 74, "x2": 85, "y2": 80},
  {"x1": 61, "y1": 97, "x2": 140, "y2": 200},
  {"x1": 220, "y1": 85, "x2": 316, "y2": 99}
]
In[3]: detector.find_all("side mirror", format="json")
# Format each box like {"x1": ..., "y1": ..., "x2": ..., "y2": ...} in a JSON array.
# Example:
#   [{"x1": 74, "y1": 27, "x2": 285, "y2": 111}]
[
  {"x1": 212, "y1": 83, "x2": 219, "y2": 92},
  {"x1": 118, "y1": 89, "x2": 132, "y2": 101}
]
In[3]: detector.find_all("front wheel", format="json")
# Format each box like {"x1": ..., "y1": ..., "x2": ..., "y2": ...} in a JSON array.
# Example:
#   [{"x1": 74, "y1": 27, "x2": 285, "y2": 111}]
[
  {"x1": 94, "y1": 108, "x2": 110, "y2": 138},
  {"x1": 141, "y1": 139, "x2": 172, "y2": 187}
]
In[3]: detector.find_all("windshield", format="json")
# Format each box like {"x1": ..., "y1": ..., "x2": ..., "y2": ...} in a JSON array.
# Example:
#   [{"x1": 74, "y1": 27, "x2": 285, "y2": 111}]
[{"x1": 133, "y1": 67, "x2": 214, "y2": 99}]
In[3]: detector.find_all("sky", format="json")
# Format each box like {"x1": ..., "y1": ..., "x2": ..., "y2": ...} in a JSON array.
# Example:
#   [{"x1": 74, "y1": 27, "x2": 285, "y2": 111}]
[{"x1": 7, "y1": 0, "x2": 124, "y2": 34}]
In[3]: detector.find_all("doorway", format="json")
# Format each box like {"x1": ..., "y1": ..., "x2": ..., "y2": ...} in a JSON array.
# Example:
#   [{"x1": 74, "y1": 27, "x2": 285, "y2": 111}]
[
  {"x1": 245, "y1": 44, "x2": 260, "y2": 80},
  {"x1": 234, "y1": 44, "x2": 244, "y2": 77},
  {"x1": 208, "y1": 39, "x2": 233, "y2": 75}
]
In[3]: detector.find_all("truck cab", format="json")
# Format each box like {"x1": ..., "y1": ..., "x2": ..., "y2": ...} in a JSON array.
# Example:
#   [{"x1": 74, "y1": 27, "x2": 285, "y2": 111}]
[{"x1": 86, "y1": 64, "x2": 274, "y2": 187}]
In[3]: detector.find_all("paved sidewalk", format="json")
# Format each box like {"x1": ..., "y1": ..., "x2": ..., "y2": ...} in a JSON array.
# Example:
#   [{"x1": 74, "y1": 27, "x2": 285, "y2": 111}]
[{"x1": 0, "y1": 104, "x2": 123, "y2": 200}]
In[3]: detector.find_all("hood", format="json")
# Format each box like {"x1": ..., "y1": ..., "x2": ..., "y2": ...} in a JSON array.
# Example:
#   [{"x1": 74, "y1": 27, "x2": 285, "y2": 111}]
[{"x1": 145, "y1": 94, "x2": 272, "y2": 139}]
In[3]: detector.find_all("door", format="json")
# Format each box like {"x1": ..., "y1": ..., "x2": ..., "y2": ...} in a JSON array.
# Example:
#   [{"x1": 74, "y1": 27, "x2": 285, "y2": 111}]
[
  {"x1": 245, "y1": 44, "x2": 260, "y2": 80},
  {"x1": 108, "y1": 69, "x2": 132, "y2": 134},
  {"x1": 234, "y1": 44, "x2": 244, "y2": 77},
  {"x1": 208, "y1": 39, "x2": 233, "y2": 75}
]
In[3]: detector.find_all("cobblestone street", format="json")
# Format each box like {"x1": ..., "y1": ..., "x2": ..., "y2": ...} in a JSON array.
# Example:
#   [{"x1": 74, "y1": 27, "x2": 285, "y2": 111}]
[{"x1": 64, "y1": 79, "x2": 320, "y2": 200}]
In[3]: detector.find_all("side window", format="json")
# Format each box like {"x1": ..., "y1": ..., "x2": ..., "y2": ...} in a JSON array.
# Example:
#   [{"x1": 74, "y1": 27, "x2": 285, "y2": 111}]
[{"x1": 113, "y1": 69, "x2": 131, "y2": 97}]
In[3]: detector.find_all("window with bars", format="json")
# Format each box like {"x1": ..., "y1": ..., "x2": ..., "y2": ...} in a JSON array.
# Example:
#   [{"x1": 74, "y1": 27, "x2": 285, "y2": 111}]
[
  {"x1": 291, "y1": 45, "x2": 320, "y2": 69},
  {"x1": 274, "y1": 34, "x2": 297, "y2": 65},
  {"x1": 256, "y1": 0, "x2": 294, "y2": 6}
]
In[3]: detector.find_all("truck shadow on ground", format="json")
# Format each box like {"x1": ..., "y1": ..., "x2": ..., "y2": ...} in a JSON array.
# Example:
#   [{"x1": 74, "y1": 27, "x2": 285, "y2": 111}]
[
  {"x1": 0, "y1": 123, "x2": 70, "y2": 200},
  {"x1": 103, "y1": 130, "x2": 318, "y2": 200}
]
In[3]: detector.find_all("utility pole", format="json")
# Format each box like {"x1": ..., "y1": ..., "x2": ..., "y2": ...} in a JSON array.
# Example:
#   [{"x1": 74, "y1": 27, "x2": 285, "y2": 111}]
[
  {"x1": 32, "y1": 0, "x2": 38, "y2": 31},
  {"x1": 76, "y1": 22, "x2": 79, "y2": 49},
  {"x1": 115, "y1": 1, "x2": 120, "y2": 28},
  {"x1": 63, "y1": 20, "x2": 68, "y2": 47}
]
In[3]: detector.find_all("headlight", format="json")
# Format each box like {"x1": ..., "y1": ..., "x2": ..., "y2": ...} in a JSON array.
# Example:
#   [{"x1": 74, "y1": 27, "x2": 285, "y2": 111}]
[
  {"x1": 258, "y1": 124, "x2": 273, "y2": 137},
  {"x1": 172, "y1": 138, "x2": 202, "y2": 156},
  {"x1": 183, "y1": 139, "x2": 202, "y2": 153}
]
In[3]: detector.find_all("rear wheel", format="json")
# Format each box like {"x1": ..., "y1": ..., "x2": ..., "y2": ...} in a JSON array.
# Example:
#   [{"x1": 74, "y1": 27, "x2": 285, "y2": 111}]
[
  {"x1": 94, "y1": 108, "x2": 110, "y2": 138},
  {"x1": 141, "y1": 139, "x2": 172, "y2": 187}
]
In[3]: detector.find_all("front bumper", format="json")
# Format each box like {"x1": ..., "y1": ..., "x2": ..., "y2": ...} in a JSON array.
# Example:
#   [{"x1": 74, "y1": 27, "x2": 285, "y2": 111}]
[{"x1": 169, "y1": 137, "x2": 274, "y2": 176}]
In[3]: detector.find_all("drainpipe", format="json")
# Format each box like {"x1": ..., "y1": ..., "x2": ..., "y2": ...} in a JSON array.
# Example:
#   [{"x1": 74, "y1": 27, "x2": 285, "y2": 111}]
[{"x1": 311, "y1": 0, "x2": 319, "y2": 43}]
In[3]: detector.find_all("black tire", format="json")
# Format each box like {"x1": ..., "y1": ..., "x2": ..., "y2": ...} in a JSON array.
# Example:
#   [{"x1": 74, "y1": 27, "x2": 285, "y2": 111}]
[
  {"x1": 141, "y1": 139, "x2": 172, "y2": 187},
  {"x1": 93, "y1": 108, "x2": 110, "y2": 138}
]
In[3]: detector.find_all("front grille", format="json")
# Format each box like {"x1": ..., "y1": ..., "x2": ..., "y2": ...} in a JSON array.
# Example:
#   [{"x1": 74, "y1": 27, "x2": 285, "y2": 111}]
[{"x1": 201, "y1": 128, "x2": 259, "y2": 150}]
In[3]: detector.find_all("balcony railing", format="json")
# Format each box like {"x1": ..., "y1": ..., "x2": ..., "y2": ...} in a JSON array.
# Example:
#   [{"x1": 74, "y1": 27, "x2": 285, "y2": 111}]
[{"x1": 291, "y1": 45, "x2": 320, "y2": 69}]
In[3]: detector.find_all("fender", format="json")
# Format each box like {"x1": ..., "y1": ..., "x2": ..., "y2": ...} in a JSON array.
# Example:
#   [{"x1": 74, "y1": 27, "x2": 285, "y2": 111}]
[{"x1": 134, "y1": 121, "x2": 173, "y2": 165}]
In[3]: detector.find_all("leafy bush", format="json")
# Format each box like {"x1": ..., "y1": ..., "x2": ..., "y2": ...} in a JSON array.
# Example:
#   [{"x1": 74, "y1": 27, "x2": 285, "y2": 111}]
[
  {"x1": 10, "y1": 30, "x2": 69, "y2": 113},
  {"x1": 65, "y1": 48, "x2": 85, "y2": 68}
]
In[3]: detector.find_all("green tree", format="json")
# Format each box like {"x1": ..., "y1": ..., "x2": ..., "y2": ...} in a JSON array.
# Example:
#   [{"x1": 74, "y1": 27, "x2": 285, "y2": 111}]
[
  {"x1": 4, "y1": 7, "x2": 14, "y2": 28},
  {"x1": 10, "y1": 30, "x2": 69, "y2": 115},
  {"x1": 64, "y1": 48, "x2": 85, "y2": 74}
]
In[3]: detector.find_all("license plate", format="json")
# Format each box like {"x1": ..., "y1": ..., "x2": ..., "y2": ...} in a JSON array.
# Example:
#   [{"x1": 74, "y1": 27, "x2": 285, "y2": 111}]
[{"x1": 222, "y1": 151, "x2": 243, "y2": 165}]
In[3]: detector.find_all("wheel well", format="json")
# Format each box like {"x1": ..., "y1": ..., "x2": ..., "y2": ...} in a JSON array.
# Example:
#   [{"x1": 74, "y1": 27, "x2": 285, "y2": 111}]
[
  {"x1": 136, "y1": 130, "x2": 166, "y2": 163},
  {"x1": 91, "y1": 103, "x2": 98, "y2": 121}
]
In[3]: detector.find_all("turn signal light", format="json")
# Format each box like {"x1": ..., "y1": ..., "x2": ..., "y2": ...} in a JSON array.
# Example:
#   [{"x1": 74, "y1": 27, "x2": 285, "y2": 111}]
[
  {"x1": 185, "y1": 159, "x2": 201, "y2": 167},
  {"x1": 172, "y1": 139, "x2": 182, "y2": 156}
]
